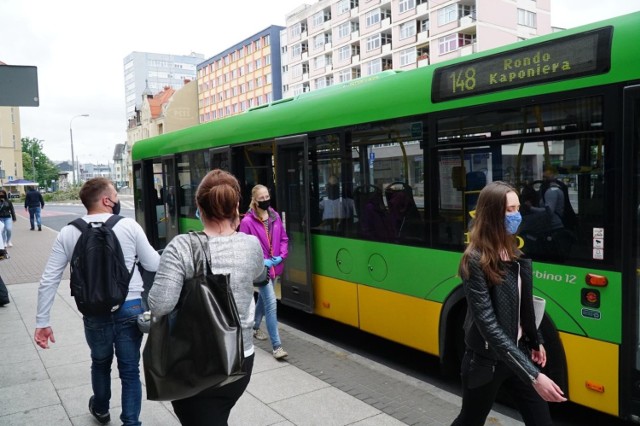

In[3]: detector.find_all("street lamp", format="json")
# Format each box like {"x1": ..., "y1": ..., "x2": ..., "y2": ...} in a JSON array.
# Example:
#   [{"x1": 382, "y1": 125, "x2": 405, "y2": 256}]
[{"x1": 70, "y1": 114, "x2": 89, "y2": 184}]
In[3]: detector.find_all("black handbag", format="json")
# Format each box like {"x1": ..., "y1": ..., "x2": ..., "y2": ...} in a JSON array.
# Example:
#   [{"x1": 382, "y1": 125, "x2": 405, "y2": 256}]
[{"x1": 143, "y1": 232, "x2": 245, "y2": 401}]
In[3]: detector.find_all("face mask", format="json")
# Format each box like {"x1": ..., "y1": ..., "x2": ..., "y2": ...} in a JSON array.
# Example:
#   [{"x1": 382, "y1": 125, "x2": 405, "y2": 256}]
[
  {"x1": 108, "y1": 198, "x2": 121, "y2": 215},
  {"x1": 257, "y1": 200, "x2": 270, "y2": 211},
  {"x1": 504, "y1": 211, "x2": 522, "y2": 235},
  {"x1": 195, "y1": 208, "x2": 203, "y2": 224}
]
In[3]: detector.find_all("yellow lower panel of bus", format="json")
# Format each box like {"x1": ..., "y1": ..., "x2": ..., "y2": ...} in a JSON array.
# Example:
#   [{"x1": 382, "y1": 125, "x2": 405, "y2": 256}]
[
  {"x1": 559, "y1": 332, "x2": 618, "y2": 417},
  {"x1": 358, "y1": 285, "x2": 441, "y2": 355},
  {"x1": 313, "y1": 275, "x2": 359, "y2": 328}
]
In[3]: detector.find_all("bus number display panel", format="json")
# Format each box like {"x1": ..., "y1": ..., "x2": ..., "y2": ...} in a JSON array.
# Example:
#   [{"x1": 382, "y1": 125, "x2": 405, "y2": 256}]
[{"x1": 432, "y1": 27, "x2": 613, "y2": 103}]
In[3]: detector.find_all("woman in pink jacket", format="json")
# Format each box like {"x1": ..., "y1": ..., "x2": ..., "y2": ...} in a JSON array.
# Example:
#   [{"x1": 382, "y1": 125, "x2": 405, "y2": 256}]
[{"x1": 239, "y1": 184, "x2": 289, "y2": 359}]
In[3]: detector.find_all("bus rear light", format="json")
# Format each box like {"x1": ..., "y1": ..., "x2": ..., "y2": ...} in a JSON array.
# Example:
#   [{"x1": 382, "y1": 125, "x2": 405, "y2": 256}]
[
  {"x1": 585, "y1": 274, "x2": 608, "y2": 286},
  {"x1": 581, "y1": 288, "x2": 600, "y2": 308},
  {"x1": 585, "y1": 380, "x2": 605, "y2": 393}
]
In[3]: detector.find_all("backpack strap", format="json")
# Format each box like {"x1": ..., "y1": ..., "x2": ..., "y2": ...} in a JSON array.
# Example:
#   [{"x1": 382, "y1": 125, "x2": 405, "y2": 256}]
[
  {"x1": 68, "y1": 218, "x2": 89, "y2": 232},
  {"x1": 104, "y1": 214, "x2": 124, "y2": 229}
]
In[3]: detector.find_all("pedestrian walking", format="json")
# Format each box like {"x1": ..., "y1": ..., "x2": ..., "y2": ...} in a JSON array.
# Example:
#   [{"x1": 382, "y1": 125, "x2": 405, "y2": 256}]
[
  {"x1": 0, "y1": 189, "x2": 16, "y2": 246},
  {"x1": 24, "y1": 186, "x2": 44, "y2": 231},
  {"x1": 34, "y1": 177, "x2": 160, "y2": 426},
  {"x1": 451, "y1": 181, "x2": 566, "y2": 426},
  {"x1": 148, "y1": 169, "x2": 265, "y2": 425},
  {"x1": 239, "y1": 184, "x2": 290, "y2": 360}
]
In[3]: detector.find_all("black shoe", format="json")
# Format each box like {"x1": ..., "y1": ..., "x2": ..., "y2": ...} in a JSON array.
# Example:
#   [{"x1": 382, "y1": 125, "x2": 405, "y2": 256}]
[
  {"x1": 88, "y1": 396, "x2": 110, "y2": 424},
  {"x1": 30, "y1": 227, "x2": 34, "y2": 231},
  {"x1": 38, "y1": 226, "x2": 42, "y2": 231}
]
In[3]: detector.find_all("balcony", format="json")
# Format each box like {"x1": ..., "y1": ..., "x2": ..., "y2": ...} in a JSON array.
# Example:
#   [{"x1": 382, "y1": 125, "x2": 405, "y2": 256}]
[
  {"x1": 417, "y1": 30, "x2": 429, "y2": 43},
  {"x1": 417, "y1": 54, "x2": 430, "y2": 67},
  {"x1": 459, "y1": 15, "x2": 475, "y2": 27},
  {"x1": 459, "y1": 43, "x2": 477, "y2": 56}
]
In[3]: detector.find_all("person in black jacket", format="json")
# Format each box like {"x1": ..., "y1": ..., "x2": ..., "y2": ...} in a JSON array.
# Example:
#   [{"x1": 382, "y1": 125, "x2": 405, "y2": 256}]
[
  {"x1": 24, "y1": 186, "x2": 45, "y2": 231},
  {"x1": 451, "y1": 181, "x2": 565, "y2": 426},
  {"x1": 0, "y1": 189, "x2": 16, "y2": 246}
]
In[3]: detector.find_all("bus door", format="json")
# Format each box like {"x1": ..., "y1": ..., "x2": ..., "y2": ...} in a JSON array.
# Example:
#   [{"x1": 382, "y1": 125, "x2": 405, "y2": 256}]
[
  {"x1": 275, "y1": 135, "x2": 314, "y2": 313},
  {"x1": 148, "y1": 156, "x2": 178, "y2": 249},
  {"x1": 623, "y1": 85, "x2": 640, "y2": 419},
  {"x1": 161, "y1": 156, "x2": 179, "y2": 244}
]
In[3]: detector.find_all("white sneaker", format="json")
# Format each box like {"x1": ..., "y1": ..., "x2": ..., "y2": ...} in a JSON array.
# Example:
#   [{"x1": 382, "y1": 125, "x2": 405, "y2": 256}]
[
  {"x1": 253, "y1": 329, "x2": 268, "y2": 341},
  {"x1": 7, "y1": 241, "x2": 12, "y2": 248},
  {"x1": 272, "y1": 347, "x2": 288, "y2": 359}
]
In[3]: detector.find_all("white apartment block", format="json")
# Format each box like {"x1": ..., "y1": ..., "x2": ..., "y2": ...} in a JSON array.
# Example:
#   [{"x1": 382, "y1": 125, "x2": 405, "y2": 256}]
[{"x1": 281, "y1": 0, "x2": 551, "y2": 97}]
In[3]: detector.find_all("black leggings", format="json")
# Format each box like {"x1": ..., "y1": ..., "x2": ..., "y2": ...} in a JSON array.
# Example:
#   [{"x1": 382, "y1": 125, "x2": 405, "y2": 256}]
[
  {"x1": 451, "y1": 351, "x2": 552, "y2": 426},
  {"x1": 171, "y1": 354, "x2": 254, "y2": 426}
]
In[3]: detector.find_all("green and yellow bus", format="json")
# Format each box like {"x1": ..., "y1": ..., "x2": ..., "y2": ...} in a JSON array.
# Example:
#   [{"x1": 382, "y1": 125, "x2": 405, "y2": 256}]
[{"x1": 133, "y1": 12, "x2": 640, "y2": 421}]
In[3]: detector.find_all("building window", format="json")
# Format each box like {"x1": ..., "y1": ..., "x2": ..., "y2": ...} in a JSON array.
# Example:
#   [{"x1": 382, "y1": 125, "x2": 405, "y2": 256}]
[
  {"x1": 337, "y1": 69, "x2": 352, "y2": 83},
  {"x1": 292, "y1": 63, "x2": 304, "y2": 78},
  {"x1": 315, "y1": 34, "x2": 326, "y2": 49},
  {"x1": 399, "y1": 21, "x2": 416, "y2": 40},
  {"x1": 255, "y1": 38, "x2": 262, "y2": 49},
  {"x1": 315, "y1": 55, "x2": 326, "y2": 69},
  {"x1": 518, "y1": 9, "x2": 537, "y2": 28},
  {"x1": 338, "y1": 21, "x2": 351, "y2": 38},
  {"x1": 337, "y1": 0, "x2": 350, "y2": 14},
  {"x1": 438, "y1": 33, "x2": 475, "y2": 55},
  {"x1": 264, "y1": 35, "x2": 270, "y2": 46},
  {"x1": 366, "y1": 34, "x2": 381, "y2": 51},
  {"x1": 290, "y1": 22, "x2": 307, "y2": 38},
  {"x1": 437, "y1": 4, "x2": 457, "y2": 26},
  {"x1": 265, "y1": 54, "x2": 271, "y2": 65},
  {"x1": 398, "y1": 0, "x2": 415, "y2": 14},
  {"x1": 399, "y1": 47, "x2": 416, "y2": 66},
  {"x1": 339, "y1": 45, "x2": 351, "y2": 61},
  {"x1": 366, "y1": 9, "x2": 382, "y2": 27},
  {"x1": 365, "y1": 59, "x2": 382, "y2": 75},
  {"x1": 313, "y1": 11, "x2": 325, "y2": 26}
]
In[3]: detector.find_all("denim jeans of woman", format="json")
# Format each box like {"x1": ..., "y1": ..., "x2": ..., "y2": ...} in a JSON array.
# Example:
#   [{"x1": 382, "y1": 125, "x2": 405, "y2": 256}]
[
  {"x1": 0, "y1": 217, "x2": 12, "y2": 244},
  {"x1": 83, "y1": 299, "x2": 144, "y2": 426},
  {"x1": 254, "y1": 279, "x2": 281, "y2": 349}
]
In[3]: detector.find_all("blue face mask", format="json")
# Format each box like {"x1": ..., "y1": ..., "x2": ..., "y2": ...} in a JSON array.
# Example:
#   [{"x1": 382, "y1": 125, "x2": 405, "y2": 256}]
[
  {"x1": 504, "y1": 211, "x2": 522, "y2": 235},
  {"x1": 195, "y1": 208, "x2": 203, "y2": 224}
]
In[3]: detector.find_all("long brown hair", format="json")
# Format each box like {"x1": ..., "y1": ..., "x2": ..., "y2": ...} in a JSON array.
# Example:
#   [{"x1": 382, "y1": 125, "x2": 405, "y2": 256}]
[{"x1": 459, "y1": 181, "x2": 520, "y2": 286}]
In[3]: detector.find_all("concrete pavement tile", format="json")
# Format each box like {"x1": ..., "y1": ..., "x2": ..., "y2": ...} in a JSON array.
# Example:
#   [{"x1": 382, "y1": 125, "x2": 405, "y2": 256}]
[
  {"x1": 270, "y1": 386, "x2": 382, "y2": 426},
  {"x1": 0, "y1": 324, "x2": 32, "y2": 349},
  {"x1": 37, "y1": 342, "x2": 90, "y2": 368},
  {"x1": 139, "y1": 399, "x2": 181, "y2": 426},
  {"x1": 2, "y1": 342, "x2": 39, "y2": 365},
  {"x1": 0, "y1": 380, "x2": 60, "y2": 416},
  {"x1": 229, "y1": 390, "x2": 287, "y2": 425},
  {"x1": 0, "y1": 403, "x2": 72, "y2": 426},
  {"x1": 252, "y1": 346, "x2": 289, "y2": 374},
  {"x1": 48, "y1": 360, "x2": 92, "y2": 390},
  {"x1": 0, "y1": 359, "x2": 48, "y2": 388},
  {"x1": 248, "y1": 364, "x2": 330, "y2": 404},
  {"x1": 0, "y1": 306, "x2": 21, "y2": 321},
  {"x1": 350, "y1": 413, "x2": 409, "y2": 425},
  {"x1": 0, "y1": 319, "x2": 25, "y2": 335}
]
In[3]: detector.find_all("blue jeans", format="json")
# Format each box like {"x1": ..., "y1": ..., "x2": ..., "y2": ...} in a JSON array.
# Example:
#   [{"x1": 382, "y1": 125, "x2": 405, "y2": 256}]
[
  {"x1": 83, "y1": 299, "x2": 144, "y2": 426},
  {"x1": 0, "y1": 217, "x2": 12, "y2": 243},
  {"x1": 254, "y1": 279, "x2": 281, "y2": 349},
  {"x1": 28, "y1": 207, "x2": 41, "y2": 228}
]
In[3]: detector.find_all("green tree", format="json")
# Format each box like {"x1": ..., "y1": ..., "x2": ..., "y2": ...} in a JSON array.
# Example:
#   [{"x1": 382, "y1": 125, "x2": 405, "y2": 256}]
[{"x1": 21, "y1": 137, "x2": 61, "y2": 189}]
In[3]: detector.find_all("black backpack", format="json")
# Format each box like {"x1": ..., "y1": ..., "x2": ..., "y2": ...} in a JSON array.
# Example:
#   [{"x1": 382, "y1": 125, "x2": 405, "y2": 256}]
[{"x1": 69, "y1": 215, "x2": 135, "y2": 316}]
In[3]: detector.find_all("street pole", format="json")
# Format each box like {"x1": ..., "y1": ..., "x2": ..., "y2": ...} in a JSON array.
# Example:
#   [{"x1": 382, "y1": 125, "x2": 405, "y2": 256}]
[{"x1": 70, "y1": 114, "x2": 89, "y2": 185}]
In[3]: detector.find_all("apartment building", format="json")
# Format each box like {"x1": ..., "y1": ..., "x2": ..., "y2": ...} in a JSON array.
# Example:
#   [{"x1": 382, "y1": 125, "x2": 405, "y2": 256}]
[
  {"x1": 281, "y1": 0, "x2": 551, "y2": 96},
  {"x1": 123, "y1": 51, "x2": 204, "y2": 122},
  {"x1": 0, "y1": 106, "x2": 24, "y2": 186},
  {"x1": 197, "y1": 26, "x2": 284, "y2": 123}
]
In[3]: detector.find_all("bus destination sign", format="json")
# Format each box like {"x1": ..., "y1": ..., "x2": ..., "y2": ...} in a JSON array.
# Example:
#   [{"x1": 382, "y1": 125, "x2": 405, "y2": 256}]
[{"x1": 431, "y1": 27, "x2": 612, "y2": 103}]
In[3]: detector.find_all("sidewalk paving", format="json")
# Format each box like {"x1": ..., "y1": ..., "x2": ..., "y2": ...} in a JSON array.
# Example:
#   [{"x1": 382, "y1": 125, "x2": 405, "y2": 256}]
[{"x1": 0, "y1": 213, "x2": 523, "y2": 425}]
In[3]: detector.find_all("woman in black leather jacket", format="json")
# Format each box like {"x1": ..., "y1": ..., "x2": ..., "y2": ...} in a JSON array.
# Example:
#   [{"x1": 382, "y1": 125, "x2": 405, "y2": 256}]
[{"x1": 451, "y1": 181, "x2": 566, "y2": 426}]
